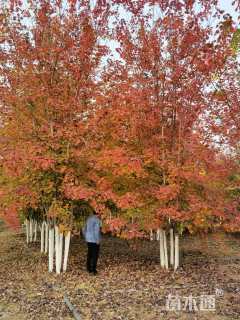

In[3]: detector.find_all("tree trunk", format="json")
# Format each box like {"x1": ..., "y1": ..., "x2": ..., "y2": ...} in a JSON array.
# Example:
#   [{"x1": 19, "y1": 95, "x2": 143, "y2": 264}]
[
  {"x1": 159, "y1": 228, "x2": 165, "y2": 268},
  {"x1": 163, "y1": 230, "x2": 169, "y2": 270},
  {"x1": 40, "y1": 222, "x2": 45, "y2": 252},
  {"x1": 59, "y1": 232, "x2": 63, "y2": 273},
  {"x1": 44, "y1": 223, "x2": 49, "y2": 253},
  {"x1": 25, "y1": 219, "x2": 29, "y2": 244},
  {"x1": 55, "y1": 226, "x2": 60, "y2": 274},
  {"x1": 34, "y1": 221, "x2": 37, "y2": 242},
  {"x1": 174, "y1": 234, "x2": 179, "y2": 271},
  {"x1": 63, "y1": 231, "x2": 71, "y2": 272},
  {"x1": 48, "y1": 228, "x2": 54, "y2": 272},
  {"x1": 29, "y1": 219, "x2": 33, "y2": 242},
  {"x1": 170, "y1": 228, "x2": 174, "y2": 266},
  {"x1": 150, "y1": 229, "x2": 153, "y2": 241}
]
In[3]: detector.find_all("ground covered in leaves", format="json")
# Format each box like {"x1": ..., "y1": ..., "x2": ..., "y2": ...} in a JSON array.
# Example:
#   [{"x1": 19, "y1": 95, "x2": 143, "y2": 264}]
[{"x1": 0, "y1": 223, "x2": 240, "y2": 320}]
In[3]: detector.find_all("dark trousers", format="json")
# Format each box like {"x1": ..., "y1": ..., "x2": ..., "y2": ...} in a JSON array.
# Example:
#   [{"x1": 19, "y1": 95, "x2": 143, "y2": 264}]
[{"x1": 87, "y1": 242, "x2": 100, "y2": 272}]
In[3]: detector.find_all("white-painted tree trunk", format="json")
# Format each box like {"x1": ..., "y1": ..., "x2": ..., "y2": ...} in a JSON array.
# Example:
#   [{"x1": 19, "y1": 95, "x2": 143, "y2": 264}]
[
  {"x1": 54, "y1": 227, "x2": 64, "y2": 275},
  {"x1": 174, "y1": 234, "x2": 179, "y2": 271},
  {"x1": 170, "y1": 228, "x2": 174, "y2": 266},
  {"x1": 159, "y1": 228, "x2": 165, "y2": 268},
  {"x1": 163, "y1": 230, "x2": 169, "y2": 270},
  {"x1": 25, "y1": 219, "x2": 29, "y2": 244},
  {"x1": 150, "y1": 229, "x2": 153, "y2": 241},
  {"x1": 34, "y1": 221, "x2": 37, "y2": 242},
  {"x1": 40, "y1": 222, "x2": 45, "y2": 253},
  {"x1": 156, "y1": 229, "x2": 160, "y2": 241},
  {"x1": 63, "y1": 231, "x2": 71, "y2": 272},
  {"x1": 55, "y1": 226, "x2": 60, "y2": 274},
  {"x1": 29, "y1": 219, "x2": 33, "y2": 242},
  {"x1": 44, "y1": 223, "x2": 49, "y2": 253},
  {"x1": 48, "y1": 228, "x2": 54, "y2": 272},
  {"x1": 59, "y1": 232, "x2": 63, "y2": 273}
]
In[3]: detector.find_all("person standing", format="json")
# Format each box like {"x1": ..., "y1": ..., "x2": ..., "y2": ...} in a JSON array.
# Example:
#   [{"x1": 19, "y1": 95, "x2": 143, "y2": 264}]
[{"x1": 83, "y1": 211, "x2": 101, "y2": 275}]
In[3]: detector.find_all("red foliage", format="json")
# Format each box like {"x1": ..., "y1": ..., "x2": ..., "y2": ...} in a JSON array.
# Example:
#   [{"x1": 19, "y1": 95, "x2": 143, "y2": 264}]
[
  {"x1": 64, "y1": 185, "x2": 95, "y2": 201},
  {"x1": 0, "y1": 205, "x2": 20, "y2": 231},
  {"x1": 0, "y1": 0, "x2": 239, "y2": 237}
]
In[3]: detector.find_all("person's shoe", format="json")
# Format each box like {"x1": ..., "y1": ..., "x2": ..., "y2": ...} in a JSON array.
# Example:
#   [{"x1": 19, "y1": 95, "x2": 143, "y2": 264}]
[
  {"x1": 87, "y1": 269, "x2": 93, "y2": 273},
  {"x1": 93, "y1": 270, "x2": 98, "y2": 275}
]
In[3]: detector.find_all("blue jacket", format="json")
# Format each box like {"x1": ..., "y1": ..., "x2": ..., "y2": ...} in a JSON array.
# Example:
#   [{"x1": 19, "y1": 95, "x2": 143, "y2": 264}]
[{"x1": 83, "y1": 215, "x2": 101, "y2": 244}]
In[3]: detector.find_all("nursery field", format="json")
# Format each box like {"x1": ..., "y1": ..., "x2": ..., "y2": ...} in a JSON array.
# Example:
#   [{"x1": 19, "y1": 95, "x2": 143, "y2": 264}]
[
  {"x1": 1, "y1": 1, "x2": 240, "y2": 318},
  {"x1": 0, "y1": 224, "x2": 240, "y2": 320}
]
